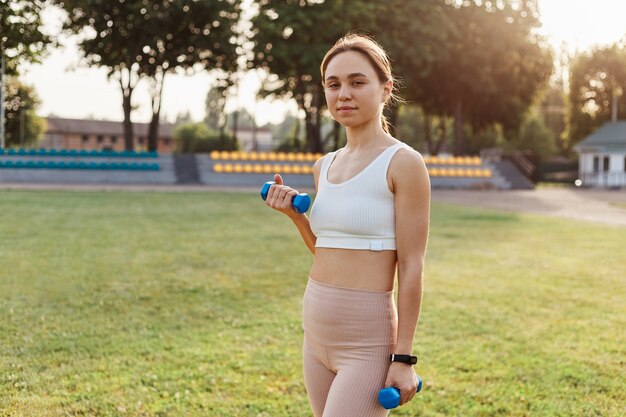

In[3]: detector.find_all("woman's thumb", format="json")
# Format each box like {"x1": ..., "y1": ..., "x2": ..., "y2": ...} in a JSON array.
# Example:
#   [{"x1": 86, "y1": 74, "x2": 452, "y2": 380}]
[{"x1": 274, "y1": 173, "x2": 283, "y2": 185}]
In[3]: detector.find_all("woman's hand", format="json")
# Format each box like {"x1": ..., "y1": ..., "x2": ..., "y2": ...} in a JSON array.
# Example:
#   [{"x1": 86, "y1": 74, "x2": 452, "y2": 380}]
[
  {"x1": 384, "y1": 362, "x2": 419, "y2": 406},
  {"x1": 264, "y1": 174, "x2": 302, "y2": 219}
]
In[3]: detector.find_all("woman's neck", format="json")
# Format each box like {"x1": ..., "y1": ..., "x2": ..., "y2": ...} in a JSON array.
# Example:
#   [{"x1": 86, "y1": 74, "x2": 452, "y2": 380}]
[{"x1": 343, "y1": 119, "x2": 392, "y2": 152}]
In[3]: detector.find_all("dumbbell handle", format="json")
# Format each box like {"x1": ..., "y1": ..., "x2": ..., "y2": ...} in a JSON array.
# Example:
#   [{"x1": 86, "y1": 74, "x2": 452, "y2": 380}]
[
  {"x1": 260, "y1": 181, "x2": 311, "y2": 214},
  {"x1": 378, "y1": 375, "x2": 422, "y2": 410}
]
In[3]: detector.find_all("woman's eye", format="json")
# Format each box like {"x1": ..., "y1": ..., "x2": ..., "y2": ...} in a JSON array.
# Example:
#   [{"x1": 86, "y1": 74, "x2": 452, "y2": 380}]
[
  {"x1": 327, "y1": 84, "x2": 339, "y2": 89},
  {"x1": 352, "y1": 81, "x2": 364, "y2": 86}
]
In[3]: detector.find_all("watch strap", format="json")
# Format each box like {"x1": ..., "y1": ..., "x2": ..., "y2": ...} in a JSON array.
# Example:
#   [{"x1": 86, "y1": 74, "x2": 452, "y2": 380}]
[{"x1": 390, "y1": 354, "x2": 417, "y2": 365}]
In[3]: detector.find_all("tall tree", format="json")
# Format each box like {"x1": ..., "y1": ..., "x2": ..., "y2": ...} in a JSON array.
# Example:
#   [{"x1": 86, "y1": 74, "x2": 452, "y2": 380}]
[
  {"x1": 566, "y1": 43, "x2": 626, "y2": 150},
  {"x1": 55, "y1": 0, "x2": 241, "y2": 151},
  {"x1": 250, "y1": 0, "x2": 378, "y2": 153},
  {"x1": 137, "y1": 0, "x2": 241, "y2": 151},
  {"x1": 413, "y1": 0, "x2": 553, "y2": 155}
]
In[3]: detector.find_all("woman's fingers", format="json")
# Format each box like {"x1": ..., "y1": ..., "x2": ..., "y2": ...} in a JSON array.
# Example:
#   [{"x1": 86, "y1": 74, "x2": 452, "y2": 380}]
[{"x1": 265, "y1": 183, "x2": 298, "y2": 212}]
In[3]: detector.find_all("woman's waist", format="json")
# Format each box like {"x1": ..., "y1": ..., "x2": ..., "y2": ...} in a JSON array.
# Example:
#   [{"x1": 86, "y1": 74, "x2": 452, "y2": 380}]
[{"x1": 310, "y1": 248, "x2": 396, "y2": 292}]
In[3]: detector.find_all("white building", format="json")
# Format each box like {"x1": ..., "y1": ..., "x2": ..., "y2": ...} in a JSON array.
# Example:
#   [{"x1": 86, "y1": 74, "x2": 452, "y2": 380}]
[{"x1": 575, "y1": 121, "x2": 626, "y2": 188}]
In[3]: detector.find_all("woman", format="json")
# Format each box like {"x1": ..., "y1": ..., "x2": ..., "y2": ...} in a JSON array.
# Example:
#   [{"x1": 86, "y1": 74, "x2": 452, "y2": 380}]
[{"x1": 264, "y1": 33, "x2": 430, "y2": 417}]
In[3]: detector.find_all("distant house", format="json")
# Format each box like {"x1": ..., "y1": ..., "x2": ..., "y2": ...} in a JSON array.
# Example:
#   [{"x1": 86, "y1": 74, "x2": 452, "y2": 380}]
[
  {"x1": 234, "y1": 126, "x2": 274, "y2": 152},
  {"x1": 574, "y1": 121, "x2": 626, "y2": 187},
  {"x1": 41, "y1": 117, "x2": 175, "y2": 153}
]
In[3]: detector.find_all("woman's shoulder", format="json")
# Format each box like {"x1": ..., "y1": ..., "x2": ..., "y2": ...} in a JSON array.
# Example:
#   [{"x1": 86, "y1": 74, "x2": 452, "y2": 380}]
[{"x1": 389, "y1": 141, "x2": 427, "y2": 175}]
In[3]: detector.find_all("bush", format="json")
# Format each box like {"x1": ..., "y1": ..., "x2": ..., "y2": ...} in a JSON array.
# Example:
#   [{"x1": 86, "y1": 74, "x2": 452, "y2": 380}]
[{"x1": 174, "y1": 122, "x2": 238, "y2": 153}]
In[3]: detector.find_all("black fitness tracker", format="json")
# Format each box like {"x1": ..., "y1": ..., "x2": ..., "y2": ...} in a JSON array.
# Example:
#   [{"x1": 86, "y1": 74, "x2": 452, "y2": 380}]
[{"x1": 390, "y1": 354, "x2": 418, "y2": 365}]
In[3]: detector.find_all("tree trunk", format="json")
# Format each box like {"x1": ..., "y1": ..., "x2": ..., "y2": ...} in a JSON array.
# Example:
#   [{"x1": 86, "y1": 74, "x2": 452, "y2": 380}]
[
  {"x1": 424, "y1": 114, "x2": 433, "y2": 154},
  {"x1": 434, "y1": 117, "x2": 447, "y2": 155},
  {"x1": 454, "y1": 97, "x2": 464, "y2": 156},
  {"x1": 119, "y1": 70, "x2": 135, "y2": 151},
  {"x1": 148, "y1": 69, "x2": 166, "y2": 152}
]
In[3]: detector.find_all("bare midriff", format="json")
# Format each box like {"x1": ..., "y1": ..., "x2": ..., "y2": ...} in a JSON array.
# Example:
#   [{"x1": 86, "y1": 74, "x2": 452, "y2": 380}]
[{"x1": 309, "y1": 248, "x2": 397, "y2": 292}]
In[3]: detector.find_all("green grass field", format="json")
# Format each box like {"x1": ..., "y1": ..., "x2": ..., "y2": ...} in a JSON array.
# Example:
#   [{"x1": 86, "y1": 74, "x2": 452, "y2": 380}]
[{"x1": 1, "y1": 190, "x2": 624, "y2": 417}]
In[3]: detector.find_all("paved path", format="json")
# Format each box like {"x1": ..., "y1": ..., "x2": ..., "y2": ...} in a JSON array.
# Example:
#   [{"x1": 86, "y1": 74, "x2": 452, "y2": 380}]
[
  {"x1": 432, "y1": 187, "x2": 626, "y2": 227},
  {"x1": 2, "y1": 183, "x2": 625, "y2": 227}
]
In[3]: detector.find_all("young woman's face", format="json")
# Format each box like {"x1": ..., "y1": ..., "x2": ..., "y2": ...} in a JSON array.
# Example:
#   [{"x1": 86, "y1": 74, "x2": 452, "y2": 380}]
[{"x1": 323, "y1": 50, "x2": 391, "y2": 129}]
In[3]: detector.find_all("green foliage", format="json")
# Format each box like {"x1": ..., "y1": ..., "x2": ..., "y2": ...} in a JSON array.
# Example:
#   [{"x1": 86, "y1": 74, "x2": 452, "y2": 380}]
[
  {"x1": 566, "y1": 43, "x2": 626, "y2": 149},
  {"x1": 55, "y1": 0, "x2": 241, "y2": 151},
  {"x1": 415, "y1": 0, "x2": 553, "y2": 154},
  {"x1": 250, "y1": 0, "x2": 378, "y2": 152},
  {"x1": 174, "y1": 122, "x2": 237, "y2": 153},
  {"x1": 250, "y1": 0, "x2": 552, "y2": 156},
  {"x1": 0, "y1": 190, "x2": 624, "y2": 415},
  {"x1": 505, "y1": 110, "x2": 556, "y2": 161},
  {"x1": 0, "y1": 0, "x2": 49, "y2": 75},
  {"x1": 3, "y1": 78, "x2": 45, "y2": 147}
]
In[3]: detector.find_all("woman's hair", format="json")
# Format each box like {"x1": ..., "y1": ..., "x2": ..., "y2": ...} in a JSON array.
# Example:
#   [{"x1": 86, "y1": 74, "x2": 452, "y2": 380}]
[{"x1": 320, "y1": 33, "x2": 400, "y2": 134}]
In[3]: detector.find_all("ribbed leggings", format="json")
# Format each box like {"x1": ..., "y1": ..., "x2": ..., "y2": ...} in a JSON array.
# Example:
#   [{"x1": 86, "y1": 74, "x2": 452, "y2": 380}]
[{"x1": 302, "y1": 277, "x2": 398, "y2": 417}]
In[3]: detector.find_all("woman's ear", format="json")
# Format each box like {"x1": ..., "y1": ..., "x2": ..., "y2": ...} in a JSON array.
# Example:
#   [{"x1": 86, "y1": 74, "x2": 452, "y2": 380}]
[{"x1": 382, "y1": 80, "x2": 393, "y2": 103}]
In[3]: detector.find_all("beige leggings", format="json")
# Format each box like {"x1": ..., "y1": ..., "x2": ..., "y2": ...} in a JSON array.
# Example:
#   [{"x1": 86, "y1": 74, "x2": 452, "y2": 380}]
[{"x1": 302, "y1": 277, "x2": 398, "y2": 417}]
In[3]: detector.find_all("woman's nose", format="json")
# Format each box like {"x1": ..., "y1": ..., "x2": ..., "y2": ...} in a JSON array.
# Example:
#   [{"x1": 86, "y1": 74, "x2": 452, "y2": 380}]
[{"x1": 338, "y1": 85, "x2": 352, "y2": 101}]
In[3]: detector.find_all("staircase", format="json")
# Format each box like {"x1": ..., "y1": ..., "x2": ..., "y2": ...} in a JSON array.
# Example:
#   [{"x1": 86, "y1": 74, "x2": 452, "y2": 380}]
[{"x1": 491, "y1": 159, "x2": 535, "y2": 189}]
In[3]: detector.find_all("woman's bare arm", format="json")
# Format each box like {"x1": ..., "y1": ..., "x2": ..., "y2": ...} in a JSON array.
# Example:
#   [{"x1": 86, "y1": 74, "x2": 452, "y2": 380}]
[
  {"x1": 265, "y1": 157, "x2": 323, "y2": 255},
  {"x1": 383, "y1": 147, "x2": 430, "y2": 406},
  {"x1": 392, "y1": 148, "x2": 430, "y2": 355}
]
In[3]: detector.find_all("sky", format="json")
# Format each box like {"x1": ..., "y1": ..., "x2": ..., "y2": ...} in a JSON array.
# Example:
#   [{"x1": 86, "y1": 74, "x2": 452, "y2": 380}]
[{"x1": 19, "y1": 0, "x2": 626, "y2": 126}]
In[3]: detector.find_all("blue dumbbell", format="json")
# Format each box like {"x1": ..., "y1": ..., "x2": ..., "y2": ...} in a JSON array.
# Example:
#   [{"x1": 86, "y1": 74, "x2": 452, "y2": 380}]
[
  {"x1": 261, "y1": 181, "x2": 311, "y2": 214},
  {"x1": 378, "y1": 375, "x2": 423, "y2": 410}
]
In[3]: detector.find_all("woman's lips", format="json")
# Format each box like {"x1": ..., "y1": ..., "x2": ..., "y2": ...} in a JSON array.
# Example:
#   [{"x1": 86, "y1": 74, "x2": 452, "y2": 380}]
[{"x1": 338, "y1": 107, "x2": 356, "y2": 114}]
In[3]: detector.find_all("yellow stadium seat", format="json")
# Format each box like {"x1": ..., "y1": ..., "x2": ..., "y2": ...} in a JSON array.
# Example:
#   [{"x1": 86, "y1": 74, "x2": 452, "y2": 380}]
[
  {"x1": 287, "y1": 153, "x2": 296, "y2": 161},
  {"x1": 223, "y1": 164, "x2": 233, "y2": 173},
  {"x1": 210, "y1": 150, "x2": 220, "y2": 159},
  {"x1": 248, "y1": 151, "x2": 257, "y2": 160},
  {"x1": 253, "y1": 164, "x2": 263, "y2": 173},
  {"x1": 292, "y1": 165, "x2": 302, "y2": 174},
  {"x1": 233, "y1": 164, "x2": 243, "y2": 173},
  {"x1": 296, "y1": 153, "x2": 305, "y2": 161},
  {"x1": 261, "y1": 164, "x2": 272, "y2": 174},
  {"x1": 276, "y1": 152, "x2": 287, "y2": 161},
  {"x1": 273, "y1": 164, "x2": 282, "y2": 173},
  {"x1": 267, "y1": 152, "x2": 277, "y2": 161},
  {"x1": 213, "y1": 163, "x2": 223, "y2": 173},
  {"x1": 283, "y1": 165, "x2": 293, "y2": 174},
  {"x1": 219, "y1": 151, "x2": 230, "y2": 160},
  {"x1": 243, "y1": 164, "x2": 253, "y2": 173}
]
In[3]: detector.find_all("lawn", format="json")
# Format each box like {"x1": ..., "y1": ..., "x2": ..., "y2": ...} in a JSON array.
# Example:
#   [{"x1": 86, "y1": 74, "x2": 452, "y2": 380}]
[{"x1": 1, "y1": 190, "x2": 624, "y2": 417}]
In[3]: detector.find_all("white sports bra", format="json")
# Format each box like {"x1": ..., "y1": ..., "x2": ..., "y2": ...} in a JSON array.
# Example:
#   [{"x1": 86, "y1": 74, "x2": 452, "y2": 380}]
[{"x1": 309, "y1": 142, "x2": 410, "y2": 251}]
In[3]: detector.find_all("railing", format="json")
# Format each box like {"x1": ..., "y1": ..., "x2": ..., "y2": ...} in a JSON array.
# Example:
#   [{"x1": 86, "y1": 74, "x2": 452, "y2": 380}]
[
  {"x1": 480, "y1": 148, "x2": 538, "y2": 183},
  {"x1": 581, "y1": 171, "x2": 626, "y2": 188}
]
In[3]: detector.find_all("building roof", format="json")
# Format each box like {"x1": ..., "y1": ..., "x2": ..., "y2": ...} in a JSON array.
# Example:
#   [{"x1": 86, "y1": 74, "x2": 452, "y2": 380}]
[
  {"x1": 44, "y1": 117, "x2": 174, "y2": 138},
  {"x1": 575, "y1": 121, "x2": 626, "y2": 150}
]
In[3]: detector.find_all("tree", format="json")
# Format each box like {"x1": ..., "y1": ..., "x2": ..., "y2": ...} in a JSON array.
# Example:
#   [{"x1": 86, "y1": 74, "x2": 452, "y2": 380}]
[
  {"x1": 566, "y1": 43, "x2": 626, "y2": 150},
  {"x1": 413, "y1": 0, "x2": 553, "y2": 155},
  {"x1": 250, "y1": 0, "x2": 378, "y2": 152},
  {"x1": 55, "y1": 0, "x2": 241, "y2": 151},
  {"x1": 0, "y1": 0, "x2": 49, "y2": 74},
  {"x1": 3, "y1": 78, "x2": 45, "y2": 147},
  {"x1": 0, "y1": 0, "x2": 49, "y2": 148}
]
